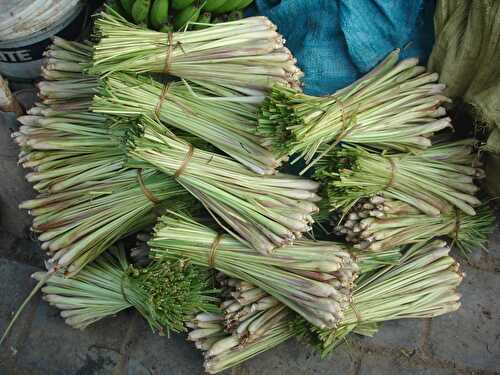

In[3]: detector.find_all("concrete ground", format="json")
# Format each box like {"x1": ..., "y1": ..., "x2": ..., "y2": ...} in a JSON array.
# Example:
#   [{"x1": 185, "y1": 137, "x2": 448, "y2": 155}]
[{"x1": 0, "y1": 225, "x2": 499, "y2": 375}]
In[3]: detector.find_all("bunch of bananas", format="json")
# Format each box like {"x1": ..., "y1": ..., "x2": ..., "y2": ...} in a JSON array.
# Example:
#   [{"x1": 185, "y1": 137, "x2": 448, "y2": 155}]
[{"x1": 112, "y1": 0, "x2": 254, "y2": 31}]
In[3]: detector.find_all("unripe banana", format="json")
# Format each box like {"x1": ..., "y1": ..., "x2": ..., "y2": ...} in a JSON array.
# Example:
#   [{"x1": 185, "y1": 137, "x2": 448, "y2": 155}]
[
  {"x1": 212, "y1": 15, "x2": 226, "y2": 23},
  {"x1": 194, "y1": 11, "x2": 212, "y2": 29},
  {"x1": 203, "y1": 0, "x2": 227, "y2": 12},
  {"x1": 171, "y1": 0, "x2": 196, "y2": 10},
  {"x1": 213, "y1": 0, "x2": 240, "y2": 14},
  {"x1": 131, "y1": 0, "x2": 151, "y2": 24},
  {"x1": 120, "y1": 0, "x2": 135, "y2": 16},
  {"x1": 235, "y1": 0, "x2": 254, "y2": 10},
  {"x1": 109, "y1": 0, "x2": 128, "y2": 18},
  {"x1": 174, "y1": 4, "x2": 201, "y2": 29},
  {"x1": 150, "y1": 0, "x2": 169, "y2": 29}
]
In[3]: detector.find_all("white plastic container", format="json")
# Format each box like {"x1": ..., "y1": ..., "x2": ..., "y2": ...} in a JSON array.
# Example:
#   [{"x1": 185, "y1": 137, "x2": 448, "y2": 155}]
[{"x1": 0, "y1": 0, "x2": 85, "y2": 82}]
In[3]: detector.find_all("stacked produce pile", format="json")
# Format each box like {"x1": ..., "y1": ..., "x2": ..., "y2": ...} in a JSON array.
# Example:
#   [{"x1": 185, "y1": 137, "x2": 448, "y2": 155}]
[
  {"x1": 11, "y1": 37, "x2": 195, "y2": 275},
  {"x1": 187, "y1": 240, "x2": 463, "y2": 373},
  {"x1": 2, "y1": 6, "x2": 496, "y2": 374}
]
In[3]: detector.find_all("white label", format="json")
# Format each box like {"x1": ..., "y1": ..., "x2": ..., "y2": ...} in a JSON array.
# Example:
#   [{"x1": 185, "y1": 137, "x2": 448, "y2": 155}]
[{"x1": 0, "y1": 49, "x2": 33, "y2": 63}]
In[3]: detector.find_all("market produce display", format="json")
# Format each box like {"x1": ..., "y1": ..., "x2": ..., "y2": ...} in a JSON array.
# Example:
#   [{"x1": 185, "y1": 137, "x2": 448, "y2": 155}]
[{"x1": 1, "y1": 4, "x2": 497, "y2": 374}]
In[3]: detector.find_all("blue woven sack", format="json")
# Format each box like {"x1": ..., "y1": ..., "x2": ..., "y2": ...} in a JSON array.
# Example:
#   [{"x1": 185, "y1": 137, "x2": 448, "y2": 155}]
[{"x1": 255, "y1": 0, "x2": 435, "y2": 95}]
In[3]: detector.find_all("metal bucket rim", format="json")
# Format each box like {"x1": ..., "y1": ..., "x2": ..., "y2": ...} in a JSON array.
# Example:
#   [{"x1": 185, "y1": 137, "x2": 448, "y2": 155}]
[{"x1": 0, "y1": 1, "x2": 84, "y2": 47}]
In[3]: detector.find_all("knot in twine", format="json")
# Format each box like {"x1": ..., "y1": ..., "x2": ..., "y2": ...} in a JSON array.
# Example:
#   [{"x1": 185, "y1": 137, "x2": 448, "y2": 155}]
[
  {"x1": 137, "y1": 169, "x2": 161, "y2": 204},
  {"x1": 208, "y1": 234, "x2": 224, "y2": 268},
  {"x1": 384, "y1": 158, "x2": 399, "y2": 190},
  {"x1": 174, "y1": 143, "x2": 194, "y2": 179}
]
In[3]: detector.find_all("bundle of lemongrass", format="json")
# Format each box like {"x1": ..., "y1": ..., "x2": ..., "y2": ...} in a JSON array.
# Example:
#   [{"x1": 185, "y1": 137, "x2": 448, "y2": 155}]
[
  {"x1": 331, "y1": 196, "x2": 495, "y2": 253},
  {"x1": 312, "y1": 240, "x2": 463, "y2": 355},
  {"x1": 188, "y1": 274, "x2": 295, "y2": 374},
  {"x1": 126, "y1": 118, "x2": 320, "y2": 253},
  {"x1": 315, "y1": 140, "x2": 483, "y2": 217},
  {"x1": 190, "y1": 240, "x2": 462, "y2": 373},
  {"x1": 198, "y1": 278, "x2": 379, "y2": 373},
  {"x1": 257, "y1": 50, "x2": 452, "y2": 166},
  {"x1": 33, "y1": 243, "x2": 219, "y2": 333},
  {"x1": 13, "y1": 111, "x2": 126, "y2": 194},
  {"x1": 91, "y1": 8, "x2": 302, "y2": 94},
  {"x1": 191, "y1": 308, "x2": 294, "y2": 374},
  {"x1": 15, "y1": 113, "x2": 195, "y2": 278},
  {"x1": 148, "y1": 211, "x2": 357, "y2": 328},
  {"x1": 42, "y1": 37, "x2": 92, "y2": 80},
  {"x1": 22, "y1": 168, "x2": 194, "y2": 276},
  {"x1": 93, "y1": 73, "x2": 282, "y2": 175},
  {"x1": 39, "y1": 37, "x2": 97, "y2": 111}
]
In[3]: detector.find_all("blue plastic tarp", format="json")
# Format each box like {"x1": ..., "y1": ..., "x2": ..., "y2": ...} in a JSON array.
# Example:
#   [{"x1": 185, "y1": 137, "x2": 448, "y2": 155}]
[{"x1": 254, "y1": 0, "x2": 435, "y2": 95}]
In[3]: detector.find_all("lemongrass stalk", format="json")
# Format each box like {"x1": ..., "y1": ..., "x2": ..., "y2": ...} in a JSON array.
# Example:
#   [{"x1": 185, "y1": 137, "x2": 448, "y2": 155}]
[{"x1": 204, "y1": 322, "x2": 294, "y2": 374}]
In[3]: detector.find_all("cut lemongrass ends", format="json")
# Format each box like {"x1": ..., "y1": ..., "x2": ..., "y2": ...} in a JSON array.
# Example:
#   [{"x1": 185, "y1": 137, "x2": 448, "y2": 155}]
[{"x1": 330, "y1": 196, "x2": 495, "y2": 254}]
